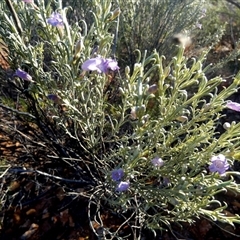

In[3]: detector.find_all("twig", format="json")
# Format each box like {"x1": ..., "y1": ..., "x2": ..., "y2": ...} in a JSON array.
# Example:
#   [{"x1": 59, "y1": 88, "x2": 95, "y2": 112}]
[
  {"x1": 111, "y1": 211, "x2": 136, "y2": 240},
  {"x1": 0, "y1": 165, "x2": 11, "y2": 178},
  {"x1": 2, "y1": 124, "x2": 47, "y2": 148},
  {"x1": 35, "y1": 169, "x2": 89, "y2": 183},
  {"x1": 47, "y1": 155, "x2": 93, "y2": 164},
  {"x1": 0, "y1": 103, "x2": 36, "y2": 119},
  {"x1": 9, "y1": 167, "x2": 93, "y2": 185}
]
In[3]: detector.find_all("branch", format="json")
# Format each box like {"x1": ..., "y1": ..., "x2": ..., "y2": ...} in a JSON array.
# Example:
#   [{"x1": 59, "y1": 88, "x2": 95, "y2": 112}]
[
  {"x1": 4, "y1": 0, "x2": 23, "y2": 36},
  {"x1": 0, "y1": 103, "x2": 36, "y2": 119},
  {"x1": 9, "y1": 167, "x2": 94, "y2": 185}
]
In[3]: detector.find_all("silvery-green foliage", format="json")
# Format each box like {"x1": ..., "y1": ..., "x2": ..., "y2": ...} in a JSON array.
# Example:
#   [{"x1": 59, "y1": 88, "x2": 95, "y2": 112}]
[
  {"x1": 1, "y1": 0, "x2": 240, "y2": 239},
  {"x1": 98, "y1": 48, "x2": 240, "y2": 234}
]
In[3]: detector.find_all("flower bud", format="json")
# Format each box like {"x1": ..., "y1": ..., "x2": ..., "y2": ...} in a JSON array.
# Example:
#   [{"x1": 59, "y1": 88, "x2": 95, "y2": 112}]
[
  {"x1": 223, "y1": 122, "x2": 231, "y2": 130},
  {"x1": 176, "y1": 115, "x2": 188, "y2": 123},
  {"x1": 203, "y1": 103, "x2": 211, "y2": 112},
  {"x1": 108, "y1": 8, "x2": 121, "y2": 21},
  {"x1": 74, "y1": 37, "x2": 84, "y2": 56},
  {"x1": 125, "y1": 66, "x2": 130, "y2": 75},
  {"x1": 134, "y1": 63, "x2": 141, "y2": 69},
  {"x1": 118, "y1": 87, "x2": 125, "y2": 96},
  {"x1": 125, "y1": 66, "x2": 130, "y2": 79},
  {"x1": 147, "y1": 84, "x2": 158, "y2": 94}
]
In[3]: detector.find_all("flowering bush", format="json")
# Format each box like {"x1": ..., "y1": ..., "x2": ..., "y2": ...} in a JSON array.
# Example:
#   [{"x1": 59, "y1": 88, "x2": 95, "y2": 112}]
[{"x1": 1, "y1": 0, "x2": 240, "y2": 238}]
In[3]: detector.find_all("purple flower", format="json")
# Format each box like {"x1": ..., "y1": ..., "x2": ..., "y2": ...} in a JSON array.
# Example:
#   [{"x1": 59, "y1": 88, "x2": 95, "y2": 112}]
[
  {"x1": 200, "y1": 8, "x2": 207, "y2": 19},
  {"x1": 226, "y1": 101, "x2": 240, "y2": 112},
  {"x1": 47, "y1": 12, "x2": 64, "y2": 27},
  {"x1": 105, "y1": 58, "x2": 119, "y2": 71},
  {"x1": 111, "y1": 168, "x2": 124, "y2": 181},
  {"x1": 82, "y1": 57, "x2": 119, "y2": 73},
  {"x1": 196, "y1": 22, "x2": 202, "y2": 29},
  {"x1": 15, "y1": 68, "x2": 33, "y2": 81},
  {"x1": 209, "y1": 154, "x2": 229, "y2": 175},
  {"x1": 116, "y1": 181, "x2": 130, "y2": 192},
  {"x1": 151, "y1": 157, "x2": 164, "y2": 167},
  {"x1": 163, "y1": 177, "x2": 170, "y2": 186},
  {"x1": 22, "y1": 0, "x2": 33, "y2": 3}
]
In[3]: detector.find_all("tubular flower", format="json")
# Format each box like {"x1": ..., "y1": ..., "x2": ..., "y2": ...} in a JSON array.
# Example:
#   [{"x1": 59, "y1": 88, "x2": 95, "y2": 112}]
[
  {"x1": 151, "y1": 157, "x2": 164, "y2": 167},
  {"x1": 82, "y1": 56, "x2": 119, "y2": 74},
  {"x1": 209, "y1": 154, "x2": 229, "y2": 175},
  {"x1": 47, "y1": 12, "x2": 64, "y2": 27},
  {"x1": 22, "y1": 0, "x2": 33, "y2": 3},
  {"x1": 116, "y1": 181, "x2": 130, "y2": 192},
  {"x1": 111, "y1": 168, "x2": 124, "y2": 181},
  {"x1": 226, "y1": 101, "x2": 240, "y2": 112},
  {"x1": 15, "y1": 68, "x2": 33, "y2": 81}
]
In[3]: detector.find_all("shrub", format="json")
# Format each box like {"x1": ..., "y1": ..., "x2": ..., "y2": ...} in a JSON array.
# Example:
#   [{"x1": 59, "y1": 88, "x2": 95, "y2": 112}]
[
  {"x1": 1, "y1": 0, "x2": 240, "y2": 238},
  {"x1": 117, "y1": 0, "x2": 206, "y2": 65}
]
